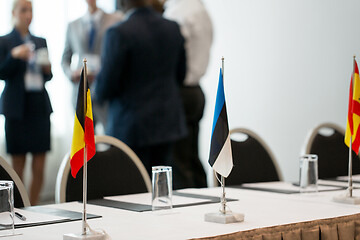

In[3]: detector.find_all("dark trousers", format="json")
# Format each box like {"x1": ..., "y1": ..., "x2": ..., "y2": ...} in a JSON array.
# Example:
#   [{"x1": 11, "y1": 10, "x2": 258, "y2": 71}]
[
  {"x1": 173, "y1": 85, "x2": 207, "y2": 189},
  {"x1": 132, "y1": 143, "x2": 173, "y2": 178}
]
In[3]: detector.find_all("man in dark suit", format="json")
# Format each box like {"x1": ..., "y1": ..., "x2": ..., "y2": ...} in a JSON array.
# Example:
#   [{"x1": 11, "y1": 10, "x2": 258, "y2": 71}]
[
  {"x1": 95, "y1": 0, "x2": 187, "y2": 175},
  {"x1": 62, "y1": 0, "x2": 122, "y2": 133}
]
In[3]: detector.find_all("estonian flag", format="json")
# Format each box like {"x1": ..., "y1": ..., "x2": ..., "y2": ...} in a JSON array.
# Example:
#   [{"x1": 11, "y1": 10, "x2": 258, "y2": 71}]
[
  {"x1": 208, "y1": 68, "x2": 233, "y2": 178},
  {"x1": 70, "y1": 68, "x2": 96, "y2": 178}
]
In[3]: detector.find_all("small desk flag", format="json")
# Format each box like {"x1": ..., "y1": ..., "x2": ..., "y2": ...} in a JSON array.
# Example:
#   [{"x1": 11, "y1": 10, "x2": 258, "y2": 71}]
[
  {"x1": 345, "y1": 59, "x2": 360, "y2": 154},
  {"x1": 70, "y1": 68, "x2": 96, "y2": 178},
  {"x1": 208, "y1": 68, "x2": 233, "y2": 177}
]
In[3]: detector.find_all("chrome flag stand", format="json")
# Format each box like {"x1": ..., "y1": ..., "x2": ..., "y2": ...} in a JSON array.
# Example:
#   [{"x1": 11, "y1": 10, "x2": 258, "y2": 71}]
[
  {"x1": 64, "y1": 60, "x2": 107, "y2": 240},
  {"x1": 204, "y1": 174, "x2": 244, "y2": 224},
  {"x1": 333, "y1": 56, "x2": 360, "y2": 205},
  {"x1": 204, "y1": 57, "x2": 244, "y2": 224}
]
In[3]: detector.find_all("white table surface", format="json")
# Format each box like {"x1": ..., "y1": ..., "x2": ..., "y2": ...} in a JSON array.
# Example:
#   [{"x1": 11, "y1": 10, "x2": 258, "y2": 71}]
[{"x1": 4, "y1": 182, "x2": 360, "y2": 240}]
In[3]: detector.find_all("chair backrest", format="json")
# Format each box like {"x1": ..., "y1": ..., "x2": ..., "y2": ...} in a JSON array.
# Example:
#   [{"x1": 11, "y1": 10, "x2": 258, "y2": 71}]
[
  {"x1": 217, "y1": 128, "x2": 282, "y2": 186},
  {"x1": 55, "y1": 135, "x2": 152, "y2": 203},
  {"x1": 0, "y1": 156, "x2": 30, "y2": 207},
  {"x1": 302, "y1": 122, "x2": 360, "y2": 179}
]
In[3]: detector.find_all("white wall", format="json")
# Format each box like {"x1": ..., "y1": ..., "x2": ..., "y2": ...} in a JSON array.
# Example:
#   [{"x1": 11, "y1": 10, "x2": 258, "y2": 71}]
[{"x1": 200, "y1": 0, "x2": 360, "y2": 183}]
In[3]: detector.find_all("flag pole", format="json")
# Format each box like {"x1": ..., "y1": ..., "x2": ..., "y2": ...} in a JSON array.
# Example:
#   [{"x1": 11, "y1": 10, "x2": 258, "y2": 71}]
[
  {"x1": 204, "y1": 57, "x2": 244, "y2": 223},
  {"x1": 63, "y1": 59, "x2": 106, "y2": 240},
  {"x1": 220, "y1": 176, "x2": 226, "y2": 214},
  {"x1": 220, "y1": 57, "x2": 227, "y2": 215},
  {"x1": 333, "y1": 55, "x2": 360, "y2": 205},
  {"x1": 82, "y1": 59, "x2": 88, "y2": 236},
  {"x1": 349, "y1": 136, "x2": 353, "y2": 197},
  {"x1": 348, "y1": 55, "x2": 356, "y2": 198}
]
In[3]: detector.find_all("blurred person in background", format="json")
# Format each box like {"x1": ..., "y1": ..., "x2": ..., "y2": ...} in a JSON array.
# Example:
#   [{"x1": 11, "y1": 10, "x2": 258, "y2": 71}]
[
  {"x1": 62, "y1": 0, "x2": 122, "y2": 133},
  {"x1": 148, "y1": 0, "x2": 165, "y2": 13},
  {"x1": 0, "y1": 0, "x2": 53, "y2": 205},
  {"x1": 96, "y1": 0, "x2": 187, "y2": 176},
  {"x1": 164, "y1": 0, "x2": 213, "y2": 189}
]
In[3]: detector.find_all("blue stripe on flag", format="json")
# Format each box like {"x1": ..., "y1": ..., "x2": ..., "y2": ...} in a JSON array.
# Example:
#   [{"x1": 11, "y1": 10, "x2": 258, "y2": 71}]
[{"x1": 211, "y1": 68, "x2": 225, "y2": 137}]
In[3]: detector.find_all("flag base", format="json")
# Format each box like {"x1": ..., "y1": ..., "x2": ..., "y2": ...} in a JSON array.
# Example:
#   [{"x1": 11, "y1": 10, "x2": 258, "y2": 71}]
[
  {"x1": 63, "y1": 231, "x2": 107, "y2": 240},
  {"x1": 333, "y1": 195, "x2": 360, "y2": 205},
  {"x1": 204, "y1": 212, "x2": 244, "y2": 224}
]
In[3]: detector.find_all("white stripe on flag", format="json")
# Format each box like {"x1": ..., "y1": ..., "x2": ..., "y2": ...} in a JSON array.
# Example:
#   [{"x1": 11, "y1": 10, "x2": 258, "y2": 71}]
[{"x1": 212, "y1": 134, "x2": 233, "y2": 178}]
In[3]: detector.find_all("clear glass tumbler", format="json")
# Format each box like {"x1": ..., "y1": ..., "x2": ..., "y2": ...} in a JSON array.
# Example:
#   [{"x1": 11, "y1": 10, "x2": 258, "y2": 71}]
[
  {"x1": 0, "y1": 181, "x2": 14, "y2": 236},
  {"x1": 299, "y1": 154, "x2": 318, "y2": 193},
  {"x1": 152, "y1": 166, "x2": 172, "y2": 211}
]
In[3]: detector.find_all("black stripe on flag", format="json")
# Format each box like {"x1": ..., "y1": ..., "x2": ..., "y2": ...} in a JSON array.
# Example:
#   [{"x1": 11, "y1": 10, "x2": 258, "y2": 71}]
[
  {"x1": 208, "y1": 104, "x2": 229, "y2": 166},
  {"x1": 75, "y1": 69, "x2": 88, "y2": 130}
]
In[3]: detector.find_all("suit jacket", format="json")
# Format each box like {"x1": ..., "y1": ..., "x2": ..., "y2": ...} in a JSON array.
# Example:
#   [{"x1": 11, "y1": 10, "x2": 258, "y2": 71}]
[
  {"x1": 0, "y1": 29, "x2": 53, "y2": 120},
  {"x1": 95, "y1": 7, "x2": 187, "y2": 148},
  {"x1": 61, "y1": 10, "x2": 122, "y2": 80}
]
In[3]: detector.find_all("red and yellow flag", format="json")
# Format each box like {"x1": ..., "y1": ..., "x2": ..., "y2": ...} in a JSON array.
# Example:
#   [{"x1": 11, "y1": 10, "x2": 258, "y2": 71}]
[
  {"x1": 70, "y1": 68, "x2": 96, "y2": 178},
  {"x1": 345, "y1": 59, "x2": 360, "y2": 154}
]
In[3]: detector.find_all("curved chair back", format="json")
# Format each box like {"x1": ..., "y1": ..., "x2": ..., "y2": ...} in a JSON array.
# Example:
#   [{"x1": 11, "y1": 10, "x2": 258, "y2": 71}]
[
  {"x1": 55, "y1": 135, "x2": 151, "y2": 203},
  {"x1": 0, "y1": 156, "x2": 30, "y2": 207},
  {"x1": 302, "y1": 122, "x2": 360, "y2": 179},
  {"x1": 217, "y1": 128, "x2": 282, "y2": 186}
]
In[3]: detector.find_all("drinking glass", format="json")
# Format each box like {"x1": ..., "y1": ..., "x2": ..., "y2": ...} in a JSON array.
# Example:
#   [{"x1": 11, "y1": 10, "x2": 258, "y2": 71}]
[
  {"x1": 152, "y1": 166, "x2": 172, "y2": 211},
  {"x1": 299, "y1": 154, "x2": 318, "y2": 193},
  {"x1": 0, "y1": 181, "x2": 14, "y2": 236}
]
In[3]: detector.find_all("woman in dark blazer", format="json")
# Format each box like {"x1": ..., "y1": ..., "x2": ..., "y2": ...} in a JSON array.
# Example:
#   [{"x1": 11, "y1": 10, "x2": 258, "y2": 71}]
[{"x1": 0, "y1": 0, "x2": 53, "y2": 205}]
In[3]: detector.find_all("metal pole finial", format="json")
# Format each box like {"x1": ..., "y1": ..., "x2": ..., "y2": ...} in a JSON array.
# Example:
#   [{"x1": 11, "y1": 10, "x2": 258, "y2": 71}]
[{"x1": 221, "y1": 57, "x2": 225, "y2": 81}]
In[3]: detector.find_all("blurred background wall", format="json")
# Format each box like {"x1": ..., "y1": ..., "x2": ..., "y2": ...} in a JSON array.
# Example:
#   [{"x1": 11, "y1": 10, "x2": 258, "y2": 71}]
[{"x1": 199, "y1": 0, "x2": 360, "y2": 184}]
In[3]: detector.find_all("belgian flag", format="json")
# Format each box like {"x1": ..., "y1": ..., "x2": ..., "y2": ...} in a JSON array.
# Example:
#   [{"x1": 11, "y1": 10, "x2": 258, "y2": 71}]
[{"x1": 70, "y1": 68, "x2": 96, "y2": 178}]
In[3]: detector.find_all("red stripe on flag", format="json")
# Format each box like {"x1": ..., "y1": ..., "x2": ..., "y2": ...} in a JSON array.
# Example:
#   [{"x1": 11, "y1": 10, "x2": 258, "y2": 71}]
[
  {"x1": 353, "y1": 100, "x2": 360, "y2": 116},
  {"x1": 355, "y1": 60, "x2": 359, "y2": 74},
  {"x1": 70, "y1": 117, "x2": 95, "y2": 178},
  {"x1": 85, "y1": 116, "x2": 95, "y2": 160},
  {"x1": 352, "y1": 126, "x2": 360, "y2": 154},
  {"x1": 348, "y1": 77, "x2": 354, "y2": 134},
  {"x1": 70, "y1": 149, "x2": 85, "y2": 178}
]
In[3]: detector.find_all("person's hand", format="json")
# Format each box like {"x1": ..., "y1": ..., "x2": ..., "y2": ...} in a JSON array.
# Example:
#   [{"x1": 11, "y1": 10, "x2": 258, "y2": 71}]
[
  {"x1": 71, "y1": 70, "x2": 81, "y2": 83},
  {"x1": 11, "y1": 44, "x2": 32, "y2": 61},
  {"x1": 41, "y1": 64, "x2": 52, "y2": 75}
]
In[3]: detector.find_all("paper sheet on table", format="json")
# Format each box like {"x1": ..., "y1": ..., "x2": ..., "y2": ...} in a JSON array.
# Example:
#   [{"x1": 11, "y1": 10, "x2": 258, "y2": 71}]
[
  {"x1": 240, "y1": 181, "x2": 343, "y2": 193},
  {"x1": 105, "y1": 192, "x2": 212, "y2": 206},
  {"x1": 336, "y1": 174, "x2": 360, "y2": 182},
  {"x1": 13, "y1": 208, "x2": 69, "y2": 226}
]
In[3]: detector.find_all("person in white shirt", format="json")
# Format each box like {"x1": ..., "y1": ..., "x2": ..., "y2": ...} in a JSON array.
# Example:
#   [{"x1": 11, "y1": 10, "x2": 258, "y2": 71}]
[
  {"x1": 62, "y1": 0, "x2": 122, "y2": 131},
  {"x1": 163, "y1": 0, "x2": 213, "y2": 189}
]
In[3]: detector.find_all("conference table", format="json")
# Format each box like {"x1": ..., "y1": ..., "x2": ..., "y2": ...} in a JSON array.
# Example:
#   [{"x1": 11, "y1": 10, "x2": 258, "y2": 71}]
[{"x1": 4, "y1": 180, "x2": 360, "y2": 240}]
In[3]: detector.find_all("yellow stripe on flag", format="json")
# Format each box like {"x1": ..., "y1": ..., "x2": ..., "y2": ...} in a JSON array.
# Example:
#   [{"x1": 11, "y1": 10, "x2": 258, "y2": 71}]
[
  {"x1": 86, "y1": 89, "x2": 93, "y2": 121},
  {"x1": 70, "y1": 115, "x2": 85, "y2": 159}
]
